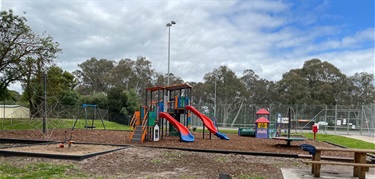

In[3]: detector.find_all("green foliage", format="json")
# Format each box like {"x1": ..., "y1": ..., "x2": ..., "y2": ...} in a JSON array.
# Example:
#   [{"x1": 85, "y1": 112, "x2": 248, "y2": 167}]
[
  {"x1": 234, "y1": 173, "x2": 267, "y2": 179},
  {"x1": 1, "y1": 9, "x2": 61, "y2": 105},
  {"x1": 202, "y1": 66, "x2": 246, "y2": 126},
  {"x1": 124, "y1": 89, "x2": 140, "y2": 115},
  {"x1": 60, "y1": 91, "x2": 80, "y2": 105},
  {"x1": 107, "y1": 87, "x2": 128, "y2": 114},
  {"x1": 349, "y1": 72, "x2": 375, "y2": 105},
  {"x1": 79, "y1": 92, "x2": 108, "y2": 108},
  {"x1": 303, "y1": 133, "x2": 375, "y2": 149},
  {"x1": 74, "y1": 56, "x2": 157, "y2": 99},
  {"x1": 74, "y1": 58, "x2": 115, "y2": 95},
  {"x1": 0, "y1": 163, "x2": 85, "y2": 178}
]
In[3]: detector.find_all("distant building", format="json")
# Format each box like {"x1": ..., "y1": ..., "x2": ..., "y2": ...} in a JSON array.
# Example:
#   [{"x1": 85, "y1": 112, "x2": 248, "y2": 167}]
[{"x1": 0, "y1": 105, "x2": 30, "y2": 119}]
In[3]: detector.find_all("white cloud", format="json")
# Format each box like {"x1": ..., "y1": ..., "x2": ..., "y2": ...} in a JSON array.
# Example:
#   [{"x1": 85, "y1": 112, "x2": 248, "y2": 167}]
[{"x1": 3, "y1": 0, "x2": 374, "y2": 93}]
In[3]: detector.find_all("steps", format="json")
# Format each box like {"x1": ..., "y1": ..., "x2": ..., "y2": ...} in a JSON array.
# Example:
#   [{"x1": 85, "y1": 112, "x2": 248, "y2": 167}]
[{"x1": 131, "y1": 125, "x2": 144, "y2": 143}]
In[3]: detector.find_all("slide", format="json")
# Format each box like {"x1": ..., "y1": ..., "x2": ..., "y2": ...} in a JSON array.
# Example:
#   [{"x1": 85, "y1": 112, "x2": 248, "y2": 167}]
[
  {"x1": 185, "y1": 105, "x2": 229, "y2": 140},
  {"x1": 159, "y1": 112, "x2": 195, "y2": 142}
]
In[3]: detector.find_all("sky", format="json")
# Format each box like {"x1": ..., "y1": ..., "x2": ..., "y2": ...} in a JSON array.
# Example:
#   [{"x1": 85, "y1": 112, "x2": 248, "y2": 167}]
[{"x1": 2, "y1": 0, "x2": 374, "y2": 92}]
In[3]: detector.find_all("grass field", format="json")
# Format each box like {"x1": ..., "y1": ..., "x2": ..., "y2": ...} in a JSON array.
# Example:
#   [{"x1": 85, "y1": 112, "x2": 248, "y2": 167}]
[
  {"x1": 0, "y1": 118, "x2": 130, "y2": 131},
  {"x1": 302, "y1": 133, "x2": 375, "y2": 149},
  {"x1": 0, "y1": 163, "x2": 86, "y2": 178}
]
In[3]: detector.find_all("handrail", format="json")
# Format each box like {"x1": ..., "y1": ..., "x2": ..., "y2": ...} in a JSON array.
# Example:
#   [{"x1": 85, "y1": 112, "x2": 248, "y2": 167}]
[
  {"x1": 129, "y1": 112, "x2": 137, "y2": 131},
  {"x1": 140, "y1": 110, "x2": 149, "y2": 142}
]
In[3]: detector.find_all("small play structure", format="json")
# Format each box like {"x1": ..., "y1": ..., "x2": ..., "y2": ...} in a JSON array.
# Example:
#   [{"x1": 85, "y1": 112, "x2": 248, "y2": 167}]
[
  {"x1": 59, "y1": 130, "x2": 74, "y2": 148},
  {"x1": 273, "y1": 107, "x2": 305, "y2": 145},
  {"x1": 71, "y1": 104, "x2": 106, "y2": 130},
  {"x1": 129, "y1": 84, "x2": 229, "y2": 143},
  {"x1": 238, "y1": 108, "x2": 272, "y2": 138},
  {"x1": 237, "y1": 107, "x2": 304, "y2": 145}
]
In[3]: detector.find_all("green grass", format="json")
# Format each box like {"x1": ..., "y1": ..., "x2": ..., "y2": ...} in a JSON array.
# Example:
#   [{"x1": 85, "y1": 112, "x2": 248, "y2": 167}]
[
  {"x1": 234, "y1": 173, "x2": 267, "y2": 179},
  {"x1": 302, "y1": 132, "x2": 375, "y2": 149},
  {"x1": 0, "y1": 163, "x2": 86, "y2": 178},
  {"x1": 0, "y1": 118, "x2": 130, "y2": 131}
]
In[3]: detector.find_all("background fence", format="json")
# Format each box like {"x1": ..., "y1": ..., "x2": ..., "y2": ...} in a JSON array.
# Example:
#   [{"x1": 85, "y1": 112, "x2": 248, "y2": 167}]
[
  {"x1": 0, "y1": 102, "x2": 130, "y2": 130},
  {"x1": 1, "y1": 100, "x2": 374, "y2": 137},
  {"x1": 191, "y1": 103, "x2": 375, "y2": 137}
]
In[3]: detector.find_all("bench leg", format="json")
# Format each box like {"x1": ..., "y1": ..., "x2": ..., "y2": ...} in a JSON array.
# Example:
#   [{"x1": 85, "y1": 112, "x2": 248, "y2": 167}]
[
  {"x1": 358, "y1": 168, "x2": 366, "y2": 179},
  {"x1": 353, "y1": 152, "x2": 367, "y2": 179},
  {"x1": 313, "y1": 164, "x2": 321, "y2": 177},
  {"x1": 312, "y1": 151, "x2": 321, "y2": 177}
]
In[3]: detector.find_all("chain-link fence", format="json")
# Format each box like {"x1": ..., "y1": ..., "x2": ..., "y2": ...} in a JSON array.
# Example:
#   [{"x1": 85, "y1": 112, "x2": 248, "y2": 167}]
[
  {"x1": 2, "y1": 98, "x2": 374, "y2": 137},
  {"x1": 0, "y1": 101, "x2": 131, "y2": 130},
  {"x1": 190, "y1": 103, "x2": 375, "y2": 137}
]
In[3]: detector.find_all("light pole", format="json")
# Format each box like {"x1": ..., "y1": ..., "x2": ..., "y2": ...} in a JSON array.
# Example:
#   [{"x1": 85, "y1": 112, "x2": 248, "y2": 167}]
[
  {"x1": 214, "y1": 76, "x2": 217, "y2": 118},
  {"x1": 166, "y1": 21, "x2": 176, "y2": 86}
]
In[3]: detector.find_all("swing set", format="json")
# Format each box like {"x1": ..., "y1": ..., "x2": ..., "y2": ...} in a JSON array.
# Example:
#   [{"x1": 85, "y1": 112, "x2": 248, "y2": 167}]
[{"x1": 71, "y1": 104, "x2": 106, "y2": 130}]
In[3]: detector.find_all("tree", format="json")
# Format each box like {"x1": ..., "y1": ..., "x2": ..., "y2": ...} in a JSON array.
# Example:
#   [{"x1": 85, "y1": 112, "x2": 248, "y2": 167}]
[
  {"x1": 302, "y1": 59, "x2": 348, "y2": 105},
  {"x1": 21, "y1": 65, "x2": 76, "y2": 116},
  {"x1": 74, "y1": 58, "x2": 115, "y2": 95},
  {"x1": 46, "y1": 66, "x2": 77, "y2": 104},
  {"x1": 107, "y1": 87, "x2": 127, "y2": 113},
  {"x1": 0, "y1": 10, "x2": 60, "y2": 96},
  {"x1": 153, "y1": 72, "x2": 184, "y2": 87},
  {"x1": 130, "y1": 56, "x2": 155, "y2": 96},
  {"x1": 203, "y1": 66, "x2": 246, "y2": 127},
  {"x1": 276, "y1": 69, "x2": 310, "y2": 104},
  {"x1": 241, "y1": 69, "x2": 278, "y2": 105},
  {"x1": 349, "y1": 72, "x2": 375, "y2": 105},
  {"x1": 78, "y1": 92, "x2": 108, "y2": 108},
  {"x1": 276, "y1": 59, "x2": 349, "y2": 105}
]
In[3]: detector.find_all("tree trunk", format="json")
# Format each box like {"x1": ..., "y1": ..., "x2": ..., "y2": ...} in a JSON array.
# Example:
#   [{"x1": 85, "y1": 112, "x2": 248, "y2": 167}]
[{"x1": 231, "y1": 99, "x2": 244, "y2": 127}]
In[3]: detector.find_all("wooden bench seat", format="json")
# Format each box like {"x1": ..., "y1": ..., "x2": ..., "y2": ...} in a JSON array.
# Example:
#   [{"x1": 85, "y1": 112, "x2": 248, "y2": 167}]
[
  {"x1": 302, "y1": 160, "x2": 375, "y2": 167},
  {"x1": 300, "y1": 147, "x2": 375, "y2": 179}
]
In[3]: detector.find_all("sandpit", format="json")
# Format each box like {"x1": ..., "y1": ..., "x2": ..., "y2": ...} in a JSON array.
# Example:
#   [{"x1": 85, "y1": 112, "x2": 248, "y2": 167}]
[{"x1": 1, "y1": 143, "x2": 123, "y2": 155}]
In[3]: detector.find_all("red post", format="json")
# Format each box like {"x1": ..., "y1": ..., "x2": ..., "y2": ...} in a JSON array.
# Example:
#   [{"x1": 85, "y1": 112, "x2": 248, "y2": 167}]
[
  {"x1": 314, "y1": 132, "x2": 316, "y2": 140},
  {"x1": 312, "y1": 125, "x2": 318, "y2": 140}
]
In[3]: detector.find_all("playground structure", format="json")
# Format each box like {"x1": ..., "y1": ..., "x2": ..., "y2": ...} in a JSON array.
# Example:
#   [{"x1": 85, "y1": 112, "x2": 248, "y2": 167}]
[
  {"x1": 238, "y1": 108, "x2": 273, "y2": 138},
  {"x1": 59, "y1": 130, "x2": 74, "y2": 148},
  {"x1": 129, "y1": 84, "x2": 229, "y2": 143},
  {"x1": 71, "y1": 104, "x2": 106, "y2": 130},
  {"x1": 237, "y1": 107, "x2": 304, "y2": 145}
]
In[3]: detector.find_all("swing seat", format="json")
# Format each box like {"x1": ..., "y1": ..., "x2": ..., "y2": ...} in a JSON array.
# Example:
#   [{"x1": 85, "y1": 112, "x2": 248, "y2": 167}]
[{"x1": 84, "y1": 125, "x2": 96, "y2": 128}]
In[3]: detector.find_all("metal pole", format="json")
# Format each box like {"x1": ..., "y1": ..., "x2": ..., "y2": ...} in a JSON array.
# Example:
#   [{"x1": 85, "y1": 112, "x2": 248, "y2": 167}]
[
  {"x1": 166, "y1": 21, "x2": 176, "y2": 86},
  {"x1": 167, "y1": 25, "x2": 171, "y2": 86},
  {"x1": 288, "y1": 107, "x2": 291, "y2": 139},
  {"x1": 43, "y1": 73, "x2": 47, "y2": 134},
  {"x1": 214, "y1": 77, "x2": 216, "y2": 118}
]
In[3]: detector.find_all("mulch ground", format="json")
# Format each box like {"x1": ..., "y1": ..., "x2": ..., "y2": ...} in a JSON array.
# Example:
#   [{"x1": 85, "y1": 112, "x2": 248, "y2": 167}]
[
  {"x1": 0, "y1": 129, "x2": 354, "y2": 157},
  {"x1": 0, "y1": 129, "x2": 371, "y2": 179}
]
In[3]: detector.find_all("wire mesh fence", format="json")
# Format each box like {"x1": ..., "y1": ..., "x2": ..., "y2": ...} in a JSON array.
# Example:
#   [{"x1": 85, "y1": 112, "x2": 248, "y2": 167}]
[
  {"x1": 1, "y1": 98, "x2": 374, "y2": 137},
  {"x1": 191, "y1": 103, "x2": 375, "y2": 137},
  {"x1": 0, "y1": 101, "x2": 131, "y2": 131}
]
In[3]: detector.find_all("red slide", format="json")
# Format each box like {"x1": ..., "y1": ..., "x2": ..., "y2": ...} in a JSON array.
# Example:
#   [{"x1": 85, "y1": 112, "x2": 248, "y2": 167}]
[
  {"x1": 185, "y1": 105, "x2": 229, "y2": 140},
  {"x1": 159, "y1": 112, "x2": 194, "y2": 142}
]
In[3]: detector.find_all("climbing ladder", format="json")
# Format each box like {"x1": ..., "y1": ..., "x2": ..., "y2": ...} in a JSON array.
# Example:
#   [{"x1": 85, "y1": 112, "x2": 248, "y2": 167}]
[
  {"x1": 129, "y1": 109, "x2": 148, "y2": 143},
  {"x1": 130, "y1": 125, "x2": 144, "y2": 143}
]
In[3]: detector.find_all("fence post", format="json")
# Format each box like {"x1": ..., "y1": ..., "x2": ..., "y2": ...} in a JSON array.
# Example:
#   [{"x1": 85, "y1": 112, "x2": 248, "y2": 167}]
[{"x1": 334, "y1": 105, "x2": 337, "y2": 134}]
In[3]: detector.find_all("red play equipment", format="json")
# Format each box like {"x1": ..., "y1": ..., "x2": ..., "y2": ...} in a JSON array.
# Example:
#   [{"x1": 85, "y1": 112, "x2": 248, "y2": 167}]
[{"x1": 129, "y1": 83, "x2": 229, "y2": 143}]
